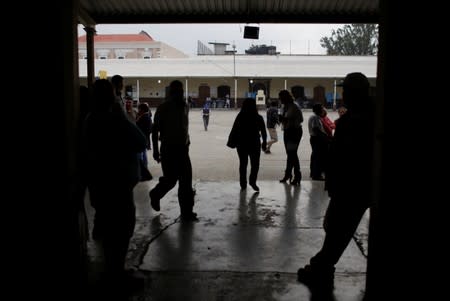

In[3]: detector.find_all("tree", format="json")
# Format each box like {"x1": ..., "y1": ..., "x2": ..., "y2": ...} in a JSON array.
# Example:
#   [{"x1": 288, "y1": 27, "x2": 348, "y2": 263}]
[{"x1": 320, "y1": 24, "x2": 378, "y2": 55}]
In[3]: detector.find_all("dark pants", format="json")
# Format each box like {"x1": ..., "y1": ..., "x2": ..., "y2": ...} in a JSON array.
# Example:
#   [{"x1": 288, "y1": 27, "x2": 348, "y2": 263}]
[
  {"x1": 283, "y1": 127, "x2": 303, "y2": 178},
  {"x1": 310, "y1": 196, "x2": 369, "y2": 270},
  {"x1": 203, "y1": 116, "x2": 209, "y2": 130},
  {"x1": 88, "y1": 183, "x2": 136, "y2": 279},
  {"x1": 150, "y1": 144, "x2": 194, "y2": 215},
  {"x1": 237, "y1": 144, "x2": 261, "y2": 187},
  {"x1": 309, "y1": 135, "x2": 329, "y2": 178}
]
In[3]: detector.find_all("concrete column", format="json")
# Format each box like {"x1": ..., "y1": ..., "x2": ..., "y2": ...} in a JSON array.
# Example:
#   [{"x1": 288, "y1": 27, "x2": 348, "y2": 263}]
[
  {"x1": 84, "y1": 26, "x2": 96, "y2": 90},
  {"x1": 185, "y1": 78, "x2": 189, "y2": 102},
  {"x1": 364, "y1": 1, "x2": 440, "y2": 300}
]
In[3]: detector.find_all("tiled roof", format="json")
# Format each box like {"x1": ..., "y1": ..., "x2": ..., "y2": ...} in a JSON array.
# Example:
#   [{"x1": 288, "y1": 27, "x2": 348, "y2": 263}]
[{"x1": 78, "y1": 33, "x2": 153, "y2": 43}]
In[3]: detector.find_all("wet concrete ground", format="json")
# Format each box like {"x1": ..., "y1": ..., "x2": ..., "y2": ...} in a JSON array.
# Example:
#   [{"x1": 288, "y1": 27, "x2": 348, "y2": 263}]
[{"x1": 85, "y1": 109, "x2": 369, "y2": 300}]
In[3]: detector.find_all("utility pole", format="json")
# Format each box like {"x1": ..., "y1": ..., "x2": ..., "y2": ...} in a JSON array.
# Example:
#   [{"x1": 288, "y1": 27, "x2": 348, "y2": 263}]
[{"x1": 333, "y1": 79, "x2": 337, "y2": 111}]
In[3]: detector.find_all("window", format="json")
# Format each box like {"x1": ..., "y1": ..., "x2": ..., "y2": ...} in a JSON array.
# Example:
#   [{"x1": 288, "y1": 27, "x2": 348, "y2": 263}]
[{"x1": 99, "y1": 55, "x2": 107, "y2": 59}]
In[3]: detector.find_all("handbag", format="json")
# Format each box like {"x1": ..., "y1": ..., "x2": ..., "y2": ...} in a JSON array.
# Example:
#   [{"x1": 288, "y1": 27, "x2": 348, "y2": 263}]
[{"x1": 226, "y1": 129, "x2": 237, "y2": 149}]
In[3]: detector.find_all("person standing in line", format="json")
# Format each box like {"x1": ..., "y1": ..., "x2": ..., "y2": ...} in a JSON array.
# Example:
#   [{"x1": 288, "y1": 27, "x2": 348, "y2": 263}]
[
  {"x1": 278, "y1": 90, "x2": 303, "y2": 185},
  {"x1": 83, "y1": 79, "x2": 147, "y2": 291},
  {"x1": 227, "y1": 98, "x2": 267, "y2": 192},
  {"x1": 111, "y1": 74, "x2": 125, "y2": 109},
  {"x1": 265, "y1": 100, "x2": 280, "y2": 154},
  {"x1": 202, "y1": 103, "x2": 210, "y2": 131},
  {"x1": 334, "y1": 105, "x2": 348, "y2": 127},
  {"x1": 111, "y1": 74, "x2": 136, "y2": 121},
  {"x1": 308, "y1": 103, "x2": 329, "y2": 181},
  {"x1": 148, "y1": 80, "x2": 198, "y2": 221},
  {"x1": 123, "y1": 95, "x2": 137, "y2": 121},
  {"x1": 297, "y1": 72, "x2": 374, "y2": 292},
  {"x1": 320, "y1": 107, "x2": 336, "y2": 138}
]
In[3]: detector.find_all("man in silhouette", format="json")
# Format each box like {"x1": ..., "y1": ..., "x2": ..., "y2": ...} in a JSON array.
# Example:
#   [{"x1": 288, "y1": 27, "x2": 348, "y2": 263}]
[
  {"x1": 149, "y1": 80, "x2": 197, "y2": 221},
  {"x1": 297, "y1": 72, "x2": 374, "y2": 291}
]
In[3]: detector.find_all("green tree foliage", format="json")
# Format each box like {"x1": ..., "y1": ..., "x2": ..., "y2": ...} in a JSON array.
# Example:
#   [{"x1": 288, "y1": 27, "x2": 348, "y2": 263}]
[{"x1": 320, "y1": 24, "x2": 378, "y2": 55}]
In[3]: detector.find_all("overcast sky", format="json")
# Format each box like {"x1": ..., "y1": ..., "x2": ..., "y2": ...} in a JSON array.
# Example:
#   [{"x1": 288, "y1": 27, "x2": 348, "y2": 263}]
[{"x1": 78, "y1": 23, "x2": 345, "y2": 56}]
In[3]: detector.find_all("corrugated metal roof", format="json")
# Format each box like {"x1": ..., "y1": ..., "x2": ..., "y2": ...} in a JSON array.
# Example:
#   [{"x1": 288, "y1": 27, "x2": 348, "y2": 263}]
[
  {"x1": 79, "y1": 0, "x2": 379, "y2": 24},
  {"x1": 78, "y1": 55, "x2": 376, "y2": 78}
]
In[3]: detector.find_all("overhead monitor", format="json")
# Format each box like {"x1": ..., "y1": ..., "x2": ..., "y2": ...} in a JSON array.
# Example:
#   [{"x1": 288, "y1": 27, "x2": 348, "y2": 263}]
[{"x1": 244, "y1": 26, "x2": 259, "y2": 39}]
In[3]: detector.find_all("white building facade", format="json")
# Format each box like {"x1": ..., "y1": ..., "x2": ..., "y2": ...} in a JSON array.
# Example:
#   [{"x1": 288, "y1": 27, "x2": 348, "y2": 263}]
[{"x1": 79, "y1": 55, "x2": 376, "y2": 108}]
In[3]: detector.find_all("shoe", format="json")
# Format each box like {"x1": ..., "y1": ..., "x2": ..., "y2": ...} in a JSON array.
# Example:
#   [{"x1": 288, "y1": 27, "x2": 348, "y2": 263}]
[
  {"x1": 291, "y1": 177, "x2": 301, "y2": 185},
  {"x1": 264, "y1": 149, "x2": 271, "y2": 154},
  {"x1": 297, "y1": 264, "x2": 335, "y2": 290},
  {"x1": 180, "y1": 211, "x2": 198, "y2": 222},
  {"x1": 249, "y1": 183, "x2": 260, "y2": 192},
  {"x1": 279, "y1": 174, "x2": 292, "y2": 183},
  {"x1": 149, "y1": 189, "x2": 160, "y2": 211},
  {"x1": 123, "y1": 269, "x2": 147, "y2": 291}
]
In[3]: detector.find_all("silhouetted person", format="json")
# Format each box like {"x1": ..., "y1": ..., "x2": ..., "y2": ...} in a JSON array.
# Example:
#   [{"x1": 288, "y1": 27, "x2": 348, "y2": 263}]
[
  {"x1": 297, "y1": 72, "x2": 374, "y2": 292},
  {"x1": 149, "y1": 80, "x2": 198, "y2": 221},
  {"x1": 334, "y1": 105, "x2": 348, "y2": 127},
  {"x1": 136, "y1": 102, "x2": 153, "y2": 181},
  {"x1": 83, "y1": 79, "x2": 147, "y2": 292},
  {"x1": 76, "y1": 85, "x2": 90, "y2": 256},
  {"x1": 136, "y1": 103, "x2": 152, "y2": 164},
  {"x1": 278, "y1": 90, "x2": 303, "y2": 185},
  {"x1": 308, "y1": 103, "x2": 329, "y2": 181},
  {"x1": 227, "y1": 98, "x2": 267, "y2": 191},
  {"x1": 111, "y1": 74, "x2": 124, "y2": 109}
]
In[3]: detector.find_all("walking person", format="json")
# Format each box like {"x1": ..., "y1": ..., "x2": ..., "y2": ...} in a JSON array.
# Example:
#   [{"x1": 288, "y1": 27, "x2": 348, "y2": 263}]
[
  {"x1": 278, "y1": 90, "x2": 303, "y2": 185},
  {"x1": 202, "y1": 103, "x2": 210, "y2": 131},
  {"x1": 297, "y1": 72, "x2": 374, "y2": 292},
  {"x1": 148, "y1": 80, "x2": 197, "y2": 221},
  {"x1": 265, "y1": 100, "x2": 280, "y2": 154},
  {"x1": 225, "y1": 94, "x2": 231, "y2": 108},
  {"x1": 227, "y1": 98, "x2": 267, "y2": 192}
]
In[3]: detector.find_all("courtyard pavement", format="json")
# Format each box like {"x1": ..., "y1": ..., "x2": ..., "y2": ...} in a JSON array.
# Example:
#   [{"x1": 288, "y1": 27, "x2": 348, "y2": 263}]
[{"x1": 85, "y1": 109, "x2": 369, "y2": 301}]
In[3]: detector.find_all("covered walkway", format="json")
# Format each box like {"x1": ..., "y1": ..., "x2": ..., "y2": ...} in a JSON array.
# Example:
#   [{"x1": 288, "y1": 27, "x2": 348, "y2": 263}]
[{"x1": 85, "y1": 110, "x2": 368, "y2": 300}]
